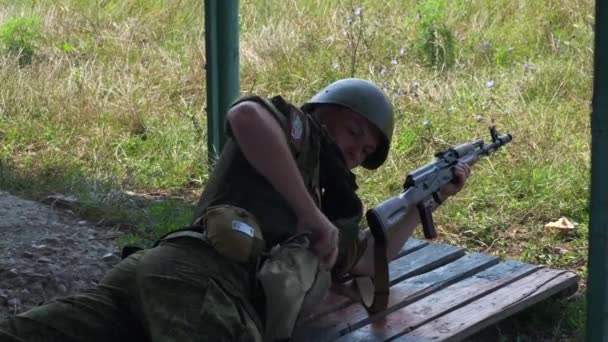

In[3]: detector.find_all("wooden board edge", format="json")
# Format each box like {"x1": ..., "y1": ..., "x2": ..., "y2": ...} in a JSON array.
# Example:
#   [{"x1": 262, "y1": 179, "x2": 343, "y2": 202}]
[
  {"x1": 334, "y1": 261, "x2": 542, "y2": 342},
  {"x1": 390, "y1": 244, "x2": 467, "y2": 285},
  {"x1": 401, "y1": 270, "x2": 580, "y2": 342},
  {"x1": 395, "y1": 238, "x2": 430, "y2": 259}
]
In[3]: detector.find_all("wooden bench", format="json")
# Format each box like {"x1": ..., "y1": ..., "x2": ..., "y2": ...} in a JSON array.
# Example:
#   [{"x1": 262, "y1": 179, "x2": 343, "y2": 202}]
[{"x1": 293, "y1": 238, "x2": 579, "y2": 342}]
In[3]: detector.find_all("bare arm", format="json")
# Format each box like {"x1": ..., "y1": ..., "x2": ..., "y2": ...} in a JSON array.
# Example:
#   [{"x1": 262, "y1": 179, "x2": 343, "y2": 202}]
[
  {"x1": 227, "y1": 100, "x2": 339, "y2": 269},
  {"x1": 227, "y1": 100, "x2": 317, "y2": 218}
]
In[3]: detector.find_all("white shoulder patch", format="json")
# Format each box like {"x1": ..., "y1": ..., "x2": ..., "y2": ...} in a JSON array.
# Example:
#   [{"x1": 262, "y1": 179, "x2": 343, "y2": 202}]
[{"x1": 231, "y1": 220, "x2": 255, "y2": 238}]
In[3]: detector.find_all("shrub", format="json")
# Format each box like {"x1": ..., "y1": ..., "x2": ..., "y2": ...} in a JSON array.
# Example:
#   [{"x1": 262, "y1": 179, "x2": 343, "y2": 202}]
[{"x1": 0, "y1": 16, "x2": 42, "y2": 65}]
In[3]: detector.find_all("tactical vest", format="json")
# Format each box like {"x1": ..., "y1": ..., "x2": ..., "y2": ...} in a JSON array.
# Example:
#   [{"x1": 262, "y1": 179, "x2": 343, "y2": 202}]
[{"x1": 193, "y1": 96, "x2": 323, "y2": 249}]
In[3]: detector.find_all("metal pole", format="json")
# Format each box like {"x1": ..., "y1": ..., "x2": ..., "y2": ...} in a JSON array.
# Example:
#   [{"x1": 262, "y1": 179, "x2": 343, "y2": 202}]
[
  {"x1": 204, "y1": 0, "x2": 240, "y2": 167},
  {"x1": 587, "y1": 0, "x2": 608, "y2": 340}
]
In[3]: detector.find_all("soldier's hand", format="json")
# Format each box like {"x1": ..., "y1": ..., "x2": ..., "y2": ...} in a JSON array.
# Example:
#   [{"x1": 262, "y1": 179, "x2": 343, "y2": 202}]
[
  {"x1": 439, "y1": 162, "x2": 471, "y2": 198},
  {"x1": 297, "y1": 209, "x2": 339, "y2": 271}
]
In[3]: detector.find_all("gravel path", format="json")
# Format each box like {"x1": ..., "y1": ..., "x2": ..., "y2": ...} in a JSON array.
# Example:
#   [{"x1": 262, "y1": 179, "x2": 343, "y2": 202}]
[{"x1": 0, "y1": 191, "x2": 120, "y2": 319}]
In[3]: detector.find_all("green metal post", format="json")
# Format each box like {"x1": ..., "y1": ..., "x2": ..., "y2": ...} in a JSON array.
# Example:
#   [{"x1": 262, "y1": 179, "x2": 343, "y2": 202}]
[
  {"x1": 587, "y1": 1, "x2": 608, "y2": 340},
  {"x1": 204, "y1": 0, "x2": 240, "y2": 166}
]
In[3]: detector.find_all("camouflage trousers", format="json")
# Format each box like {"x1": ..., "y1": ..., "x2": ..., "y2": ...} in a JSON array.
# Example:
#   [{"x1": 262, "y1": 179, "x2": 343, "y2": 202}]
[{"x1": 0, "y1": 237, "x2": 263, "y2": 342}]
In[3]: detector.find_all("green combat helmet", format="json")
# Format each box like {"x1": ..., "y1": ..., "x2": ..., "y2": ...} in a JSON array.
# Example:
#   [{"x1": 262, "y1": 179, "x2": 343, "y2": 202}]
[{"x1": 302, "y1": 78, "x2": 394, "y2": 170}]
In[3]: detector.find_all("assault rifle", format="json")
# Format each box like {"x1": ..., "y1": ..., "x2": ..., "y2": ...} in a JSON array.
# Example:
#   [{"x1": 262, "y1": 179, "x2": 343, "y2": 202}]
[
  {"x1": 355, "y1": 126, "x2": 512, "y2": 315},
  {"x1": 366, "y1": 126, "x2": 513, "y2": 240}
]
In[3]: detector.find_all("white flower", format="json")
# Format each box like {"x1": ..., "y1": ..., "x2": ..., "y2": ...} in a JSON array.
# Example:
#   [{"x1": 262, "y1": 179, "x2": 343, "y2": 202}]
[
  {"x1": 354, "y1": 7, "x2": 362, "y2": 16},
  {"x1": 486, "y1": 80, "x2": 494, "y2": 88},
  {"x1": 523, "y1": 63, "x2": 537, "y2": 72},
  {"x1": 423, "y1": 119, "x2": 430, "y2": 125}
]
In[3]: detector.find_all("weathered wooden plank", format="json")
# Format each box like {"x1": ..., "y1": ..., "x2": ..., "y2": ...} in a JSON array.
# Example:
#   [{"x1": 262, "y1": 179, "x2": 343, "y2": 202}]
[
  {"x1": 331, "y1": 253, "x2": 498, "y2": 336},
  {"x1": 297, "y1": 242, "x2": 464, "y2": 326},
  {"x1": 340, "y1": 239, "x2": 430, "y2": 285},
  {"x1": 399, "y1": 269, "x2": 579, "y2": 342},
  {"x1": 299, "y1": 238, "x2": 431, "y2": 323},
  {"x1": 394, "y1": 337, "x2": 434, "y2": 342},
  {"x1": 395, "y1": 238, "x2": 429, "y2": 259},
  {"x1": 384, "y1": 253, "x2": 499, "y2": 314},
  {"x1": 336, "y1": 260, "x2": 539, "y2": 342},
  {"x1": 294, "y1": 252, "x2": 496, "y2": 342},
  {"x1": 297, "y1": 291, "x2": 353, "y2": 325},
  {"x1": 389, "y1": 243, "x2": 466, "y2": 285}
]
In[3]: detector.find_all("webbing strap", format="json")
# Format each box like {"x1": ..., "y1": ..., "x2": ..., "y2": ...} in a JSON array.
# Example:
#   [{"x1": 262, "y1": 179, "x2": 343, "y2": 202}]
[
  {"x1": 160, "y1": 230, "x2": 207, "y2": 242},
  {"x1": 355, "y1": 222, "x2": 389, "y2": 314}
]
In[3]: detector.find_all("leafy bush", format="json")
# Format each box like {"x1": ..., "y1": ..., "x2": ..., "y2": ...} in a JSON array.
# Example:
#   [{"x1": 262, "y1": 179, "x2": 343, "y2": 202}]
[{"x1": 0, "y1": 16, "x2": 42, "y2": 65}]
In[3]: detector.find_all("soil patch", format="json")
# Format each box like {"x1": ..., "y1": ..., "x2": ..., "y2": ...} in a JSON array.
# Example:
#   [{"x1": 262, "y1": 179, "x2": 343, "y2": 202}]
[{"x1": 0, "y1": 191, "x2": 120, "y2": 319}]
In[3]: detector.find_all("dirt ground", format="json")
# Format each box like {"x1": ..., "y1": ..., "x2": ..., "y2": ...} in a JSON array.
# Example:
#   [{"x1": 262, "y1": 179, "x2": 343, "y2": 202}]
[{"x1": 0, "y1": 191, "x2": 121, "y2": 320}]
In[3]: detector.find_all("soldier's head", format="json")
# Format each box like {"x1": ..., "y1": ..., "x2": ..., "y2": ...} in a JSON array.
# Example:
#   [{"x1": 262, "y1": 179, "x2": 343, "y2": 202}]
[{"x1": 302, "y1": 78, "x2": 394, "y2": 170}]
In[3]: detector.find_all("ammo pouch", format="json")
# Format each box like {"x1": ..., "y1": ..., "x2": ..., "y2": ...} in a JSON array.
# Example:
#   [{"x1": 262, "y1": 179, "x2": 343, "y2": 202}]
[
  {"x1": 197, "y1": 205, "x2": 266, "y2": 265},
  {"x1": 152, "y1": 205, "x2": 266, "y2": 267},
  {"x1": 257, "y1": 233, "x2": 331, "y2": 342}
]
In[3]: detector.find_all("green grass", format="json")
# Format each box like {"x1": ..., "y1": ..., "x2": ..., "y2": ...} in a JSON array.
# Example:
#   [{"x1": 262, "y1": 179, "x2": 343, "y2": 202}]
[{"x1": 0, "y1": 0, "x2": 593, "y2": 340}]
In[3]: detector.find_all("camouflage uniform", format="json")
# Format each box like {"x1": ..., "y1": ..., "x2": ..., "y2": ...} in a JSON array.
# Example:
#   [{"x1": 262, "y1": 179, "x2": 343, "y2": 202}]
[{"x1": 0, "y1": 95, "x2": 366, "y2": 342}]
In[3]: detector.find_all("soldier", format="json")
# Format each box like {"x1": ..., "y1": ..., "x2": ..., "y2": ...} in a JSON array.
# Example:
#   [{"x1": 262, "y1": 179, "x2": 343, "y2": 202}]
[{"x1": 0, "y1": 78, "x2": 470, "y2": 342}]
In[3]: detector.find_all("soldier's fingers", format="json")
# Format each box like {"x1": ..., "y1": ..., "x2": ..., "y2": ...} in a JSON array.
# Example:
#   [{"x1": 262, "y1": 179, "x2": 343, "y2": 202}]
[
  {"x1": 463, "y1": 164, "x2": 471, "y2": 177},
  {"x1": 319, "y1": 248, "x2": 337, "y2": 271},
  {"x1": 316, "y1": 229, "x2": 337, "y2": 258},
  {"x1": 453, "y1": 165, "x2": 465, "y2": 180},
  {"x1": 456, "y1": 163, "x2": 471, "y2": 179}
]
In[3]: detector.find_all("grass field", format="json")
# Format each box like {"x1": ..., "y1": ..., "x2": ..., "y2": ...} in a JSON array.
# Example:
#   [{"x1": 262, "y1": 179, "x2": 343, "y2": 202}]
[{"x1": 0, "y1": 0, "x2": 593, "y2": 340}]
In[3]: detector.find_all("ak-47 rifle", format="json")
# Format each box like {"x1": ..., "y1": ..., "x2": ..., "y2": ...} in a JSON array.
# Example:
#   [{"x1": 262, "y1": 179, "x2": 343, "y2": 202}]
[
  {"x1": 353, "y1": 126, "x2": 512, "y2": 315},
  {"x1": 367, "y1": 125, "x2": 513, "y2": 240}
]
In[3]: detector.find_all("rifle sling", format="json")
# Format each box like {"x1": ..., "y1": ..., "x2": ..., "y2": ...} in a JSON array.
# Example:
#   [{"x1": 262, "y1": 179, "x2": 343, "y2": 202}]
[{"x1": 354, "y1": 221, "x2": 389, "y2": 314}]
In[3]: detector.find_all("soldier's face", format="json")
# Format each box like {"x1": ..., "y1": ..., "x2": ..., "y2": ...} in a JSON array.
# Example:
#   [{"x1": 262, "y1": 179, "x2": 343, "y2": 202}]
[{"x1": 320, "y1": 108, "x2": 381, "y2": 170}]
